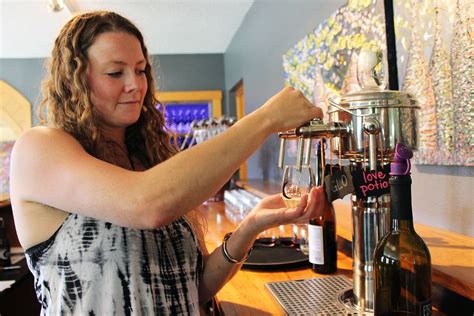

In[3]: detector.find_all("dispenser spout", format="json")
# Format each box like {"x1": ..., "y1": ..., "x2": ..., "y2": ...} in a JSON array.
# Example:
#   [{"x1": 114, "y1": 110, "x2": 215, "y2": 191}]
[{"x1": 278, "y1": 118, "x2": 349, "y2": 170}]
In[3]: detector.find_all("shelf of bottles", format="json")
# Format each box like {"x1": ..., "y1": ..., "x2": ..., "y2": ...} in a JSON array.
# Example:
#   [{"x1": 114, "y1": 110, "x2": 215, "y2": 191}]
[
  {"x1": 157, "y1": 102, "x2": 210, "y2": 148},
  {"x1": 158, "y1": 102, "x2": 235, "y2": 150}
]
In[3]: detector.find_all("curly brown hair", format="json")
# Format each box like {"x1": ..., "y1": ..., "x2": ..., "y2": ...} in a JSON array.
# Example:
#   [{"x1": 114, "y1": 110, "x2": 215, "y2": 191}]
[
  {"x1": 38, "y1": 11, "x2": 207, "y2": 236},
  {"x1": 38, "y1": 11, "x2": 176, "y2": 167}
]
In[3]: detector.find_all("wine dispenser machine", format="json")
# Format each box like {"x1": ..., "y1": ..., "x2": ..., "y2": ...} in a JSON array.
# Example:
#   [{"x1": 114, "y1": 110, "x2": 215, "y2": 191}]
[{"x1": 277, "y1": 88, "x2": 418, "y2": 312}]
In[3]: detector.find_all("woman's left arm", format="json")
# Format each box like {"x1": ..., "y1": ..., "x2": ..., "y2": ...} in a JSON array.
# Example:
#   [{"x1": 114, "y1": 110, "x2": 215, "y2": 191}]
[{"x1": 197, "y1": 186, "x2": 326, "y2": 304}]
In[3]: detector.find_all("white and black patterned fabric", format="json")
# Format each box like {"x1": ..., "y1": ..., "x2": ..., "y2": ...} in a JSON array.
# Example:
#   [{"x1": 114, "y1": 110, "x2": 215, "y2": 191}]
[{"x1": 25, "y1": 214, "x2": 203, "y2": 315}]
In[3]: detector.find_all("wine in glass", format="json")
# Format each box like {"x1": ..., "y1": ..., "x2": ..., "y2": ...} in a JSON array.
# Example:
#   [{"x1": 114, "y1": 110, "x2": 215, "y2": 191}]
[
  {"x1": 281, "y1": 165, "x2": 315, "y2": 208},
  {"x1": 281, "y1": 165, "x2": 315, "y2": 248}
]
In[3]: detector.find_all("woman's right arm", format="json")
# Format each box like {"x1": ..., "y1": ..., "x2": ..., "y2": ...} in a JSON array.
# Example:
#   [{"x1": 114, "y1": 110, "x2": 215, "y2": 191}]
[{"x1": 10, "y1": 87, "x2": 322, "y2": 231}]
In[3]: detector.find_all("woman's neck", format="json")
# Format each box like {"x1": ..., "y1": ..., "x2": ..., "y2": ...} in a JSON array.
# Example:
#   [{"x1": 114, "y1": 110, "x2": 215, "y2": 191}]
[
  {"x1": 100, "y1": 125, "x2": 126, "y2": 146},
  {"x1": 102, "y1": 140, "x2": 135, "y2": 170}
]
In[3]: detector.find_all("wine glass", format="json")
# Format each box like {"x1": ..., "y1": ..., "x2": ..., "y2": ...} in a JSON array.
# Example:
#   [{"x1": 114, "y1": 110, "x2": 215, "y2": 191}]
[
  {"x1": 281, "y1": 165, "x2": 315, "y2": 208},
  {"x1": 281, "y1": 165, "x2": 315, "y2": 248}
]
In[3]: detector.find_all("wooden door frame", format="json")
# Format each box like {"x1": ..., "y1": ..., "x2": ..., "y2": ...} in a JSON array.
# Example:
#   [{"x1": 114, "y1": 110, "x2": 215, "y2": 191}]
[
  {"x1": 155, "y1": 90, "x2": 222, "y2": 118},
  {"x1": 231, "y1": 80, "x2": 247, "y2": 180}
]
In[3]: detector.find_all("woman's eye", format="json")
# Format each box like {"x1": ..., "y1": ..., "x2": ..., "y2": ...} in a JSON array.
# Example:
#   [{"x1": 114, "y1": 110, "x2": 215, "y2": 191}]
[
  {"x1": 107, "y1": 71, "x2": 122, "y2": 78},
  {"x1": 136, "y1": 69, "x2": 146, "y2": 75}
]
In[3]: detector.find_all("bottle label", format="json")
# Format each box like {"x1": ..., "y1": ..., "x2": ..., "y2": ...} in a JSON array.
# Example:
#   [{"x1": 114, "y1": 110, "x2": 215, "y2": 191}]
[
  {"x1": 308, "y1": 224, "x2": 324, "y2": 264},
  {"x1": 420, "y1": 299, "x2": 432, "y2": 316}
]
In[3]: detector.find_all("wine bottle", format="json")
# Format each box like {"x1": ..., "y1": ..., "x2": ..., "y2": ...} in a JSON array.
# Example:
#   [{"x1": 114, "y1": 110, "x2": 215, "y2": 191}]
[
  {"x1": 308, "y1": 203, "x2": 337, "y2": 274},
  {"x1": 308, "y1": 140, "x2": 337, "y2": 274},
  {"x1": 374, "y1": 143, "x2": 432, "y2": 315}
]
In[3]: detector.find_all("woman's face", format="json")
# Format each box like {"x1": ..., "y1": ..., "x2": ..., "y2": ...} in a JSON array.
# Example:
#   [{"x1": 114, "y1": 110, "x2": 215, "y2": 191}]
[{"x1": 86, "y1": 31, "x2": 148, "y2": 133}]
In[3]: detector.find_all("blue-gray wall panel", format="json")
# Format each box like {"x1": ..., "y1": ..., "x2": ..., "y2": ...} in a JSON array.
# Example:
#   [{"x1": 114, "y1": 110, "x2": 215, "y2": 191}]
[{"x1": 224, "y1": 0, "x2": 346, "y2": 181}]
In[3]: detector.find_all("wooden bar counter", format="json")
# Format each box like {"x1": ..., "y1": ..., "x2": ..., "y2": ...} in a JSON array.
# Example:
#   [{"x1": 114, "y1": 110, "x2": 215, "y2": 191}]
[
  {"x1": 199, "y1": 180, "x2": 474, "y2": 315},
  {"x1": 199, "y1": 201, "x2": 354, "y2": 315}
]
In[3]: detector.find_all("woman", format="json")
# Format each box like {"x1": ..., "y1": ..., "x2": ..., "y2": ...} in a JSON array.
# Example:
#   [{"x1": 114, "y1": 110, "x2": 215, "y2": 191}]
[{"x1": 10, "y1": 11, "x2": 325, "y2": 315}]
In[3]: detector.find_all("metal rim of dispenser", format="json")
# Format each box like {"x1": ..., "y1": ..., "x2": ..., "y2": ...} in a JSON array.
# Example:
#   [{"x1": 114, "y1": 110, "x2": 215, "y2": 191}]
[{"x1": 328, "y1": 90, "x2": 419, "y2": 114}]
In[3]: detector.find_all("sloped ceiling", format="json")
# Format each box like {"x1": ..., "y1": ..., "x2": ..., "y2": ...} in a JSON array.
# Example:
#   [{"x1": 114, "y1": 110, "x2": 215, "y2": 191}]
[{"x1": 0, "y1": 0, "x2": 254, "y2": 58}]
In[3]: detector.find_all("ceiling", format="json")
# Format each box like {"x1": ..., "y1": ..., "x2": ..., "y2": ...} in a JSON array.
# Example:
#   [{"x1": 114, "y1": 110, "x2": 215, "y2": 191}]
[{"x1": 0, "y1": 0, "x2": 255, "y2": 58}]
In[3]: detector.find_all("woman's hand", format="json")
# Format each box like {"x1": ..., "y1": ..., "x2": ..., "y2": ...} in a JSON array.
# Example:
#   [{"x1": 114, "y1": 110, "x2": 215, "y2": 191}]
[
  {"x1": 256, "y1": 86, "x2": 323, "y2": 133},
  {"x1": 243, "y1": 186, "x2": 329, "y2": 236}
]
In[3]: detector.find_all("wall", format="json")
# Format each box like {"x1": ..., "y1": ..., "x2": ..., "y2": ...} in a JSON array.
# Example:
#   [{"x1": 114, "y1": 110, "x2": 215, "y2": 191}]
[
  {"x1": 152, "y1": 54, "x2": 225, "y2": 95},
  {"x1": 224, "y1": 0, "x2": 346, "y2": 179},
  {"x1": 224, "y1": 0, "x2": 474, "y2": 236},
  {"x1": 0, "y1": 59, "x2": 46, "y2": 126},
  {"x1": 0, "y1": 54, "x2": 226, "y2": 123}
]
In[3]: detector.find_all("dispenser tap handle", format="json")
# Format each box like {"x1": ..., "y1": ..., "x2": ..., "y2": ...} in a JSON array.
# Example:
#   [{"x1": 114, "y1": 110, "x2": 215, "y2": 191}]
[
  {"x1": 363, "y1": 118, "x2": 381, "y2": 171},
  {"x1": 296, "y1": 138, "x2": 304, "y2": 171},
  {"x1": 303, "y1": 138, "x2": 312, "y2": 166},
  {"x1": 278, "y1": 138, "x2": 286, "y2": 169}
]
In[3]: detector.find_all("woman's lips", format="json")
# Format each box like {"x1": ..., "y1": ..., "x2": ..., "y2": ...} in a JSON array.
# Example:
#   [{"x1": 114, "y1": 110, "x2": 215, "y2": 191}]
[{"x1": 119, "y1": 100, "x2": 139, "y2": 104}]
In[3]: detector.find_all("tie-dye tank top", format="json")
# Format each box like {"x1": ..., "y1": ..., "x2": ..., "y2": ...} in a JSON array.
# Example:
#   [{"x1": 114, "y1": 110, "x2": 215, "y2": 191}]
[{"x1": 25, "y1": 213, "x2": 203, "y2": 315}]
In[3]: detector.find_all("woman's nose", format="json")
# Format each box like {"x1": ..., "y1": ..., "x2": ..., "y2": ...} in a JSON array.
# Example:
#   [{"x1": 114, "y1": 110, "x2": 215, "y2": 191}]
[{"x1": 124, "y1": 72, "x2": 141, "y2": 92}]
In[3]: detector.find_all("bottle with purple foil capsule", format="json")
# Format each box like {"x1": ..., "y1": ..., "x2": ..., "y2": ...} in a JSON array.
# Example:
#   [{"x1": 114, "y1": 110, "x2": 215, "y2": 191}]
[{"x1": 374, "y1": 143, "x2": 432, "y2": 316}]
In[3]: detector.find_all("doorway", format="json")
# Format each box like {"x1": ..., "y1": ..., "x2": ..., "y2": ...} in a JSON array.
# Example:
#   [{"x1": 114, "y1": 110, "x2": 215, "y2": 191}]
[{"x1": 230, "y1": 80, "x2": 247, "y2": 180}]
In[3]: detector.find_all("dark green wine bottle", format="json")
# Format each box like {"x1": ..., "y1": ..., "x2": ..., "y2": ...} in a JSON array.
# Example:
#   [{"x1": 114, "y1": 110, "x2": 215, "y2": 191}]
[
  {"x1": 309, "y1": 140, "x2": 337, "y2": 274},
  {"x1": 374, "y1": 143, "x2": 431, "y2": 315}
]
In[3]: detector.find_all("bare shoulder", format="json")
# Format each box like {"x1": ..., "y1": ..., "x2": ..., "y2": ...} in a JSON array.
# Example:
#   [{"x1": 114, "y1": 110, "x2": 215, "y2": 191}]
[
  {"x1": 12, "y1": 126, "x2": 83, "y2": 156},
  {"x1": 10, "y1": 127, "x2": 79, "y2": 249},
  {"x1": 10, "y1": 126, "x2": 87, "y2": 179},
  {"x1": 10, "y1": 126, "x2": 87, "y2": 197}
]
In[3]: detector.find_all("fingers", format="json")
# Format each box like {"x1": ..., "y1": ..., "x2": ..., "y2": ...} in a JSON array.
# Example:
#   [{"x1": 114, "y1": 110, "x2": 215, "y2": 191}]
[
  {"x1": 309, "y1": 186, "x2": 329, "y2": 217},
  {"x1": 312, "y1": 186, "x2": 325, "y2": 207},
  {"x1": 261, "y1": 86, "x2": 325, "y2": 133},
  {"x1": 282, "y1": 192, "x2": 309, "y2": 219},
  {"x1": 289, "y1": 186, "x2": 327, "y2": 222},
  {"x1": 289, "y1": 88, "x2": 324, "y2": 123},
  {"x1": 295, "y1": 193, "x2": 309, "y2": 213},
  {"x1": 311, "y1": 105, "x2": 324, "y2": 120},
  {"x1": 259, "y1": 193, "x2": 286, "y2": 208}
]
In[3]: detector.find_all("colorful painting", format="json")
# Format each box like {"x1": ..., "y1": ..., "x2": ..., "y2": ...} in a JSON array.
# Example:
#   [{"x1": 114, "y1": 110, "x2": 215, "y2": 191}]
[
  {"x1": 395, "y1": 0, "x2": 473, "y2": 165},
  {"x1": 0, "y1": 142, "x2": 14, "y2": 195},
  {"x1": 283, "y1": 0, "x2": 386, "y2": 110},
  {"x1": 283, "y1": 0, "x2": 473, "y2": 166}
]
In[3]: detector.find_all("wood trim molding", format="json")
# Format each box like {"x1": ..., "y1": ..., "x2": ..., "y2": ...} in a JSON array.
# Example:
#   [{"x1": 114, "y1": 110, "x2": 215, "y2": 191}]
[
  {"x1": 233, "y1": 82, "x2": 247, "y2": 180},
  {"x1": 155, "y1": 90, "x2": 222, "y2": 118},
  {"x1": 0, "y1": 80, "x2": 32, "y2": 141}
]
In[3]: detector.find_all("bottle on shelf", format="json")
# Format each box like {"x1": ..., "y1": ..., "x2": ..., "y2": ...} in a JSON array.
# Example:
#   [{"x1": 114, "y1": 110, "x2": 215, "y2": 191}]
[
  {"x1": 308, "y1": 140, "x2": 337, "y2": 274},
  {"x1": 0, "y1": 217, "x2": 11, "y2": 267},
  {"x1": 374, "y1": 143, "x2": 432, "y2": 315}
]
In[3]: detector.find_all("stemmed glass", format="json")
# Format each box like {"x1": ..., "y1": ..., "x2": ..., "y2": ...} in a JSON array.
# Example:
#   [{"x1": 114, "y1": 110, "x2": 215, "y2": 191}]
[
  {"x1": 281, "y1": 165, "x2": 315, "y2": 250},
  {"x1": 281, "y1": 165, "x2": 315, "y2": 208}
]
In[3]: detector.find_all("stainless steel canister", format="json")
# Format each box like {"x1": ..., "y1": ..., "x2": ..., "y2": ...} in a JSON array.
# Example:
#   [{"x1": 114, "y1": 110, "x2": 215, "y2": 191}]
[
  {"x1": 328, "y1": 90, "x2": 418, "y2": 158},
  {"x1": 351, "y1": 193, "x2": 391, "y2": 311}
]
